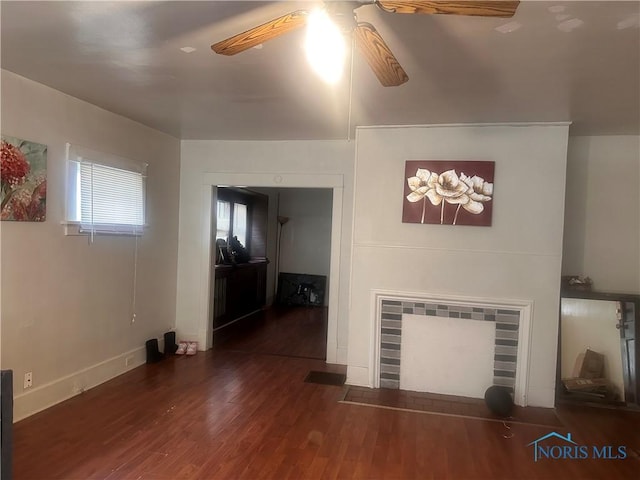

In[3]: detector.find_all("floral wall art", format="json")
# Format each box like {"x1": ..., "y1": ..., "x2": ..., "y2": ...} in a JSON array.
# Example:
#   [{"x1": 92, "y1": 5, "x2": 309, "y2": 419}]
[
  {"x1": 402, "y1": 160, "x2": 494, "y2": 226},
  {"x1": 1, "y1": 135, "x2": 47, "y2": 221}
]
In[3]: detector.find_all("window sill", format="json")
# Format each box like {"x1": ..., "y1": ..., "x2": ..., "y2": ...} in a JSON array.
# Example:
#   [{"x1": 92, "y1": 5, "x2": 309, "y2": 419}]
[{"x1": 61, "y1": 221, "x2": 147, "y2": 237}]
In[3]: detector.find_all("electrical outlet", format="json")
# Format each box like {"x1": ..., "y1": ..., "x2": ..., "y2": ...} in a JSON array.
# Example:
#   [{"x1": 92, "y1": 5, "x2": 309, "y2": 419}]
[
  {"x1": 24, "y1": 372, "x2": 33, "y2": 389},
  {"x1": 125, "y1": 355, "x2": 134, "y2": 367}
]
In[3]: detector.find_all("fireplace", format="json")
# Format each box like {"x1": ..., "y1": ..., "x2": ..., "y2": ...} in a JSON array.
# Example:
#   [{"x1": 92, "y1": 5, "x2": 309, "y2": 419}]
[{"x1": 373, "y1": 292, "x2": 532, "y2": 406}]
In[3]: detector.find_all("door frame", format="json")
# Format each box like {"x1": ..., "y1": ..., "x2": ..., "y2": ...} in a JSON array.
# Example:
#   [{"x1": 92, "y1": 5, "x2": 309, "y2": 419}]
[{"x1": 200, "y1": 173, "x2": 344, "y2": 363}]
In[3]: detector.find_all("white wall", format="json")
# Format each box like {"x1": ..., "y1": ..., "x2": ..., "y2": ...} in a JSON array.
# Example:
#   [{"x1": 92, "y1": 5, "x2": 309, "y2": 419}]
[
  {"x1": 348, "y1": 124, "x2": 570, "y2": 407},
  {"x1": 278, "y1": 187, "x2": 332, "y2": 283},
  {"x1": 562, "y1": 136, "x2": 640, "y2": 294},
  {"x1": 401, "y1": 314, "x2": 496, "y2": 399},
  {"x1": 0, "y1": 71, "x2": 180, "y2": 420},
  {"x1": 176, "y1": 140, "x2": 354, "y2": 363}
]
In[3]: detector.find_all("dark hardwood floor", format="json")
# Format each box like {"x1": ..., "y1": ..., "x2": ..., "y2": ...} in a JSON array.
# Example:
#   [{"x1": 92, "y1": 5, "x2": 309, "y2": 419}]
[
  {"x1": 214, "y1": 306, "x2": 327, "y2": 360},
  {"x1": 11, "y1": 309, "x2": 640, "y2": 479}
]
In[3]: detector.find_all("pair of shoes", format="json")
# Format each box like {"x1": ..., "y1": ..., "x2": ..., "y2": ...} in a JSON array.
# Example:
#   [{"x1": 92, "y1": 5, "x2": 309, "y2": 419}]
[
  {"x1": 176, "y1": 341, "x2": 198, "y2": 355},
  {"x1": 186, "y1": 341, "x2": 198, "y2": 356},
  {"x1": 176, "y1": 341, "x2": 188, "y2": 355}
]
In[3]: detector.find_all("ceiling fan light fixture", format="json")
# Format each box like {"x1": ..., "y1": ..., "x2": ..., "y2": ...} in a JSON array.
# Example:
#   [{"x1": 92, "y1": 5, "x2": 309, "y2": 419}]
[
  {"x1": 211, "y1": 1, "x2": 520, "y2": 87},
  {"x1": 304, "y1": 9, "x2": 347, "y2": 85}
]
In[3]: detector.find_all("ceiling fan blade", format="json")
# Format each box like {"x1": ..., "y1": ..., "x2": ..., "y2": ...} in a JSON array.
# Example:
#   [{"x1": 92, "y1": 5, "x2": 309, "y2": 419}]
[
  {"x1": 212, "y1": 10, "x2": 307, "y2": 56},
  {"x1": 376, "y1": 1, "x2": 519, "y2": 17},
  {"x1": 355, "y1": 23, "x2": 408, "y2": 87}
]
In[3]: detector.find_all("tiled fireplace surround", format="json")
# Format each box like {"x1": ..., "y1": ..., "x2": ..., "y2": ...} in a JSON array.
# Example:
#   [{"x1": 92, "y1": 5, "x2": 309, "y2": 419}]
[{"x1": 375, "y1": 294, "x2": 529, "y2": 405}]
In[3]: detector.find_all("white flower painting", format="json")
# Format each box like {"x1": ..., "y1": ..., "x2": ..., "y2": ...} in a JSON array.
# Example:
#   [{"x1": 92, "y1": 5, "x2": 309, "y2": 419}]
[{"x1": 403, "y1": 161, "x2": 494, "y2": 226}]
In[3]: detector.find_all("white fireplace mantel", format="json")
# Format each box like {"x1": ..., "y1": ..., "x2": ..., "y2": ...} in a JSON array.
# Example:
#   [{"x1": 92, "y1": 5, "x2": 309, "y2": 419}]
[{"x1": 370, "y1": 290, "x2": 533, "y2": 406}]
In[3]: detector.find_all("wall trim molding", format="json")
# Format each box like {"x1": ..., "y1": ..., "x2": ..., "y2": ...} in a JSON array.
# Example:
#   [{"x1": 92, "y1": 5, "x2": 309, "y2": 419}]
[
  {"x1": 13, "y1": 344, "x2": 150, "y2": 422},
  {"x1": 353, "y1": 242, "x2": 562, "y2": 259},
  {"x1": 336, "y1": 346, "x2": 348, "y2": 366},
  {"x1": 346, "y1": 365, "x2": 370, "y2": 387},
  {"x1": 193, "y1": 173, "x2": 345, "y2": 364},
  {"x1": 370, "y1": 289, "x2": 533, "y2": 406},
  {"x1": 356, "y1": 122, "x2": 572, "y2": 131},
  {"x1": 202, "y1": 173, "x2": 344, "y2": 189}
]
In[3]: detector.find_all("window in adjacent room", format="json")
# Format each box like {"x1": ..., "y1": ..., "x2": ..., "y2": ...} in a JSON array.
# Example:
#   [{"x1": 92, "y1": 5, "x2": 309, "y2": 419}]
[
  {"x1": 232, "y1": 202, "x2": 247, "y2": 246},
  {"x1": 216, "y1": 199, "x2": 247, "y2": 247},
  {"x1": 214, "y1": 187, "x2": 269, "y2": 263},
  {"x1": 216, "y1": 200, "x2": 231, "y2": 241},
  {"x1": 65, "y1": 143, "x2": 147, "y2": 236}
]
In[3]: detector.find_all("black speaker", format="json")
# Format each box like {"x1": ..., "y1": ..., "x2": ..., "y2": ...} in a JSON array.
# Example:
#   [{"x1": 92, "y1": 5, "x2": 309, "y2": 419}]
[
  {"x1": 484, "y1": 385, "x2": 514, "y2": 417},
  {"x1": 1, "y1": 370, "x2": 14, "y2": 480},
  {"x1": 164, "y1": 331, "x2": 178, "y2": 355},
  {"x1": 145, "y1": 339, "x2": 164, "y2": 363}
]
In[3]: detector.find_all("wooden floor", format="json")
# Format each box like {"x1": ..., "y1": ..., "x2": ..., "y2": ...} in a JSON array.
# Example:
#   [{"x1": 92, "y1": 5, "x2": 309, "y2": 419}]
[
  {"x1": 214, "y1": 306, "x2": 327, "y2": 360},
  {"x1": 12, "y1": 314, "x2": 640, "y2": 479},
  {"x1": 343, "y1": 386, "x2": 563, "y2": 428}
]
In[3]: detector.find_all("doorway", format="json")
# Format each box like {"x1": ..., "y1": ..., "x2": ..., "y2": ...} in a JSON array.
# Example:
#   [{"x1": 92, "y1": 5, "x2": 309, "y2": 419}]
[
  {"x1": 195, "y1": 172, "x2": 344, "y2": 364},
  {"x1": 211, "y1": 187, "x2": 333, "y2": 360}
]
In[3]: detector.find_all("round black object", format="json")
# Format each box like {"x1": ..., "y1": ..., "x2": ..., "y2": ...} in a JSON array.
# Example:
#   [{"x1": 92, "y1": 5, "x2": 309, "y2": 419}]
[{"x1": 484, "y1": 386, "x2": 514, "y2": 417}]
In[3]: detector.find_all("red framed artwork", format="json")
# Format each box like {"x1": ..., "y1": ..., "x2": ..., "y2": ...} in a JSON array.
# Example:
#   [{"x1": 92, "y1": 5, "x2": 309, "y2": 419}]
[
  {"x1": 402, "y1": 160, "x2": 494, "y2": 226},
  {"x1": 1, "y1": 135, "x2": 47, "y2": 222}
]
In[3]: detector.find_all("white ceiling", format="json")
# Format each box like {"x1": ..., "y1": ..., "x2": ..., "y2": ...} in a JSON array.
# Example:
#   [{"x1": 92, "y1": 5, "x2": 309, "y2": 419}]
[{"x1": 2, "y1": 1, "x2": 639, "y2": 140}]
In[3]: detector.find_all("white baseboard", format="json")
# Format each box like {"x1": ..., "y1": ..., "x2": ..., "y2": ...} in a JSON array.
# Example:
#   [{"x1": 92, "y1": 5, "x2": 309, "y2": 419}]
[
  {"x1": 13, "y1": 344, "x2": 150, "y2": 422},
  {"x1": 526, "y1": 386, "x2": 556, "y2": 408},
  {"x1": 336, "y1": 347, "x2": 348, "y2": 365},
  {"x1": 346, "y1": 366, "x2": 371, "y2": 387}
]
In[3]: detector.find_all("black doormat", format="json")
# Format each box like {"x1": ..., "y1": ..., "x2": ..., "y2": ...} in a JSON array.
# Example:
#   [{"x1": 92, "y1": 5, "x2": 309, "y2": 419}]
[{"x1": 304, "y1": 371, "x2": 346, "y2": 386}]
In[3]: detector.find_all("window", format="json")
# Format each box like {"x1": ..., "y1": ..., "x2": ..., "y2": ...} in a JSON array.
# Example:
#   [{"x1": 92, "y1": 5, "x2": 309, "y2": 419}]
[
  {"x1": 232, "y1": 203, "x2": 247, "y2": 246},
  {"x1": 66, "y1": 143, "x2": 146, "y2": 235},
  {"x1": 215, "y1": 187, "x2": 269, "y2": 261},
  {"x1": 216, "y1": 200, "x2": 231, "y2": 240},
  {"x1": 216, "y1": 199, "x2": 247, "y2": 247}
]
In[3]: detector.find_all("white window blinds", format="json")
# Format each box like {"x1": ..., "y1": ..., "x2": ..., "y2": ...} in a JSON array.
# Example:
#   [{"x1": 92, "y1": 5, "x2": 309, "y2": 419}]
[
  {"x1": 66, "y1": 144, "x2": 147, "y2": 235},
  {"x1": 216, "y1": 200, "x2": 231, "y2": 240},
  {"x1": 233, "y1": 203, "x2": 247, "y2": 246}
]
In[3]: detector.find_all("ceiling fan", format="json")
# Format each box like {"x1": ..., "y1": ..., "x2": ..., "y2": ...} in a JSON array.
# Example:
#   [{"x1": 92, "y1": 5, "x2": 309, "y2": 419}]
[{"x1": 211, "y1": 1, "x2": 520, "y2": 87}]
